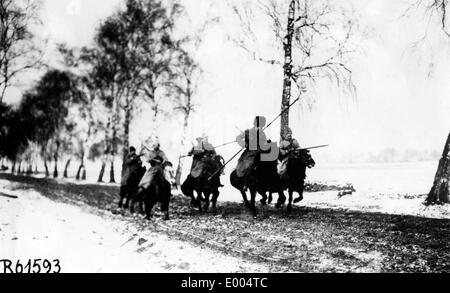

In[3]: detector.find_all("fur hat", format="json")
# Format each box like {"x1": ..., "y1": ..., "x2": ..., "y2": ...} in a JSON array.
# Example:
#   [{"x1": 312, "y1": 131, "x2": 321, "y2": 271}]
[{"x1": 254, "y1": 116, "x2": 267, "y2": 128}]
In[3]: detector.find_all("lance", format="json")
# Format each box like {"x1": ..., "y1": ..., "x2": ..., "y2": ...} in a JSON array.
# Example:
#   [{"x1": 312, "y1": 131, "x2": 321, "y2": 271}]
[
  {"x1": 300, "y1": 144, "x2": 329, "y2": 151},
  {"x1": 214, "y1": 141, "x2": 237, "y2": 149},
  {"x1": 214, "y1": 97, "x2": 302, "y2": 150},
  {"x1": 208, "y1": 97, "x2": 302, "y2": 181},
  {"x1": 180, "y1": 144, "x2": 328, "y2": 161},
  {"x1": 0, "y1": 192, "x2": 18, "y2": 199},
  {"x1": 264, "y1": 97, "x2": 300, "y2": 131}
]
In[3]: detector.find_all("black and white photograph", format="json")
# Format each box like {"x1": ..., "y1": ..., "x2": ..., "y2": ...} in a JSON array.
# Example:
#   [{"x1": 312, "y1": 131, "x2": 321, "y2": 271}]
[{"x1": 0, "y1": 0, "x2": 449, "y2": 278}]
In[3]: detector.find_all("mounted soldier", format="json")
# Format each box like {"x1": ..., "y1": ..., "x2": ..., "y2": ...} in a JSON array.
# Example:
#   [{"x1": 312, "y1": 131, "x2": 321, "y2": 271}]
[
  {"x1": 278, "y1": 127, "x2": 315, "y2": 210},
  {"x1": 129, "y1": 136, "x2": 175, "y2": 220},
  {"x1": 188, "y1": 135, "x2": 217, "y2": 179},
  {"x1": 278, "y1": 128, "x2": 301, "y2": 177},
  {"x1": 182, "y1": 135, "x2": 225, "y2": 213},
  {"x1": 235, "y1": 116, "x2": 271, "y2": 178},
  {"x1": 119, "y1": 146, "x2": 144, "y2": 209},
  {"x1": 231, "y1": 116, "x2": 286, "y2": 213},
  {"x1": 137, "y1": 137, "x2": 169, "y2": 193}
]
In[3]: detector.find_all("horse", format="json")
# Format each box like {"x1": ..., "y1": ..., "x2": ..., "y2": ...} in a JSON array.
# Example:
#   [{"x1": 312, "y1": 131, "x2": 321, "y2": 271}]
[
  {"x1": 256, "y1": 158, "x2": 286, "y2": 206},
  {"x1": 129, "y1": 161, "x2": 175, "y2": 220},
  {"x1": 279, "y1": 149, "x2": 315, "y2": 212},
  {"x1": 181, "y1": 155, "x2": 225, "y2": 213},
  {"x1": 119, "y1": 164, "x2": 146, "y2": 210},
  {"x1": 230, "y1": 152, "x2": 286, "y2": 215}
]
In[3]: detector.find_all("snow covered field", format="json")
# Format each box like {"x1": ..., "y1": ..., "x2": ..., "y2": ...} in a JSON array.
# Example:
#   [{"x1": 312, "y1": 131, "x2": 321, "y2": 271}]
[{"x1": 302, "y1": 161, "x2": 450, "y2": 219}]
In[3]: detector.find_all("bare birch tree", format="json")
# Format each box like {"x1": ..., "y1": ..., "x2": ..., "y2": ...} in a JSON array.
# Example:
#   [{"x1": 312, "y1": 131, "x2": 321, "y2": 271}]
[
  {"x1": 0, "y1": 0, "x2": 43, "y2": 102},
  {"x1": 406, "y1": 0, "x2": 450, "y2": 204},
  {"x1": 230, "y1": 0, "x2": 357, "y2": 140}
]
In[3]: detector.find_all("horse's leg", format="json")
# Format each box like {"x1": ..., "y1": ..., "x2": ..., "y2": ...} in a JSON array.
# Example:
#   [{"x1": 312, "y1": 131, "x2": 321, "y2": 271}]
[
  {"x1": 287, "y1": 189, "x2": 294, "y2": 213},
  {"x1": 240, "y1": 189, "x2": 250, "y2": 208},
  {"x1": 190, "y1": 195, "x2": 196, "y2": 207},
  {"x1": 268, "y1": 193, "x2": 273, "y2": 205},
  {"x1": 189, "y1": 195, "x2": 197, "y2": 208},
  {"x1": 293, "y1": 179, "x2": 305, "y2": 203},
  {"x1": 124, "y1": 187, "x2": 133, "y2": 209},
  {"x1": 249, "y1": 188, "x2": 257, "y2": 215},
  {"x1": 119, "y1": 185, "x2": 126, "y2": 208},
  {"x1": 203, "y1": 192, "x2": 211, "y2": 212},
  {"x1": 275, "y1": 190, "x2": 286, "y2": 209},
  {"x1": 129, "y1": 196, "x2": 136, "y2": 214},
  {"x1": 123, "y1": 200, "x2": 130, "y2": 209},
  {"x1": 211, "y1": 190, "x2": 219, "y2": 214},
  {"x1": 186, "y1": 186, "x2": 197, "y2": 207},
  {"x1": 144, "y1": 197, "x2": 157, "y2": 220},
  {"x1": 162, "y1": 207, "x2": 170, "y2": 220},
  {"x1": 198, "y1": 190, "x2": 205, "y2": 203},
  {"x1": 130, "y1": 187, "x2": 144, "y2": 214},
  {"x1": 143, "y1": 185, "x2": 158, "y2": 220},
  {"x1": 184, "y1": 187, "x2": 196, "y2": 207},
  {"x1": 260, "y1": 192, "x2": 267, "y2": 205},
  {"x1": 181, "y1": 177, "x2": 197, "y2": 207},
  {"x1": 161, "y1": 194, "x2": 170, "y2": 221},
  {"x1": 196, "y1": 191, "x2": 203, "y2": 213}
]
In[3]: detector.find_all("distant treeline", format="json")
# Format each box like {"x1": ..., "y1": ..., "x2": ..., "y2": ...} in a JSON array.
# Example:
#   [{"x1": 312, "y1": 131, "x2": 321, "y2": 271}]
[
  {"x1": 323, "y1": 148, "x2": 441, "y2": 164},
  {"x1": 0, "y1": 0, "x2": 205, "y2": 184}
]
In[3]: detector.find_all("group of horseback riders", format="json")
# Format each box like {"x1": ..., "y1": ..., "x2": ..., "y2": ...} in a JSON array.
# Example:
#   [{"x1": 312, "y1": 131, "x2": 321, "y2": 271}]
[{"x1": 118, "y1": 116, "x2": 315, "y2": 220}]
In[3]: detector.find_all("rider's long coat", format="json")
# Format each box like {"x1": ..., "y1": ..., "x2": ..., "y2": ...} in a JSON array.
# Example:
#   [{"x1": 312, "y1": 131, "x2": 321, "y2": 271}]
[
  {"x1": 235, "y1": 127, "x2": 270, "y2": 178},
  {"x1": 189, "y1": 141, "x2": 217, "y2": 179},
  {"x1": 138, "y1": 149, "x2": 168, "y2": 189},
  {"x1": 279, "y1": 138, "x2": 300, "y2": 177}
]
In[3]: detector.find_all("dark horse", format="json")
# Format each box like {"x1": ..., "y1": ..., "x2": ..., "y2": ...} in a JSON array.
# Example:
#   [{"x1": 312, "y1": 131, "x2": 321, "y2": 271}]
[
  {"x1": 181, "y1": 155, "x2": 225, "y2": 213},
  {"x1": 119, "y1": 165, "x2": 146, "y2": 210},
  {"x1": 230, "y1": 152, "x2": 286, "y2": 215},
  {"x1": 279, "y1": 149, "x2": 315, "y2": 212},
  {"x1": 129, "y1": 161, "x2": 175, "y2": 220}
]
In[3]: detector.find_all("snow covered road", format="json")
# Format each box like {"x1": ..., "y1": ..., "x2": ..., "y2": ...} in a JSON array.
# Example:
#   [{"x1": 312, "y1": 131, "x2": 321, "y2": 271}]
[{"x1": 0, "y1": 181, "x2": 270, "y2": 273}]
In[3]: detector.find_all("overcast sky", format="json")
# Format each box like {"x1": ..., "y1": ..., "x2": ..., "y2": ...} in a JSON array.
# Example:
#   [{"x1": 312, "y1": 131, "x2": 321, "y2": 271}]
[{"x1": 5, "y1": 0, "x2": 450, "y2": 163}]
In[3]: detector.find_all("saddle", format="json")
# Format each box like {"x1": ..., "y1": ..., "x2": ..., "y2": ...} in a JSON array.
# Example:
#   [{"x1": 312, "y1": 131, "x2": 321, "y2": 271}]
[{"x1": 191, "y1": 154, "x2": 223, "y2": 179}]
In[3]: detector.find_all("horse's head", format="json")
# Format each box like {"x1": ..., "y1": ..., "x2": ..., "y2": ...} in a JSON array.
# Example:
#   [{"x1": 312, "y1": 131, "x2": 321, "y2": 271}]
[
  {"x1": 162, "y1": 161, "x2": 176, "y2": 187},
  {"x1": 300, "y1": 150, "x2": 316, "y2": 169}
]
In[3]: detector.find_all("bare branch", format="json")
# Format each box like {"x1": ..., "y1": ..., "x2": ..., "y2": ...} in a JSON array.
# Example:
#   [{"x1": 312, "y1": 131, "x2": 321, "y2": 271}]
[
  {"x1": 0, "y1": 0, "x2": 44, "y2": 102},
  {"x1": 230, "y1": 0, "x2": 357, "y2": 99}
]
